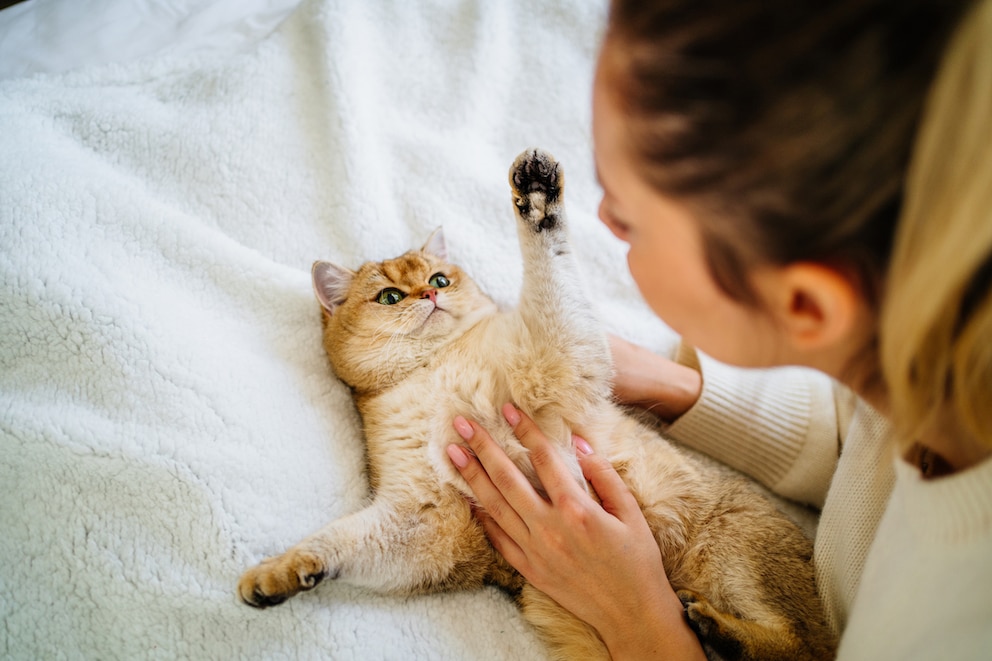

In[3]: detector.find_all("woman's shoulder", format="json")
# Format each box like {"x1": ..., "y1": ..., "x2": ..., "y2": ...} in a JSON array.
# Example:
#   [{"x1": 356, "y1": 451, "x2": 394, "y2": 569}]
[{"x1": 837, "y1": 455, "x2": 992, "y2": 659}]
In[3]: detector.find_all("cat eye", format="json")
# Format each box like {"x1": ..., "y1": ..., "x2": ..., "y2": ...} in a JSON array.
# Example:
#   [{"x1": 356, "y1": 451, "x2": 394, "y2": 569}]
[
  {"x1": 428, "y1": 273, "x2": 450, "y2": 288},
  {"x1": 376, "y1": 288, "x2": 406, "y2": 305}
]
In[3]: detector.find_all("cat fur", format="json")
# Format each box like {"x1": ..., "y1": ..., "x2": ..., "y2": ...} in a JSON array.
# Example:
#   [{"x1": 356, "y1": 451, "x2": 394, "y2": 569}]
[{"x1": 238, "y1": 149, "x2": 837, "y2": 661}]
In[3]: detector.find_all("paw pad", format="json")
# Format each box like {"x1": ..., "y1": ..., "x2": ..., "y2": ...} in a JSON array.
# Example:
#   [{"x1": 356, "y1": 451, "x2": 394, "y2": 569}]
[
  {"x1": 509, "y1": 148, "x2": 564, "y2": 231},
  {"x1": 511, "y1": 149, "x2": 561, "y2": 199}
]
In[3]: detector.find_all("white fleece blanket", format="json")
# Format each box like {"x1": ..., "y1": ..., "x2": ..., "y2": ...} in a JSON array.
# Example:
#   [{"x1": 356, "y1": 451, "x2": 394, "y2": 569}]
[{"x1": 0, "y1": 0, "x2": 680, "y2": 658}]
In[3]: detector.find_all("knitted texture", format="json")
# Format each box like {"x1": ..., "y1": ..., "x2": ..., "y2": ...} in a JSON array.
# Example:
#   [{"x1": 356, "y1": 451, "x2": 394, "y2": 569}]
[{"x1": 666, "y1": 347, "x2": 992, "y2": 657}]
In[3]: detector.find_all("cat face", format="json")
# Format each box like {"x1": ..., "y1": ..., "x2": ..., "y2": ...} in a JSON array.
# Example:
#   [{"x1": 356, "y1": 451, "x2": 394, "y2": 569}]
[{"x1": 312, "y1": 229, "x2": 497, "y2": 391}]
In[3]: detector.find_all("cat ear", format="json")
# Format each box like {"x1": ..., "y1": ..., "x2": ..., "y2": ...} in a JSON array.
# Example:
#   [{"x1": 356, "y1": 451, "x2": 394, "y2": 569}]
[
  {"x1": 312, "y1": 260, "x2": 356, "y2": 314},
  {"x1": 421, "y1": 227, "x2": 447, "y2": 261}
]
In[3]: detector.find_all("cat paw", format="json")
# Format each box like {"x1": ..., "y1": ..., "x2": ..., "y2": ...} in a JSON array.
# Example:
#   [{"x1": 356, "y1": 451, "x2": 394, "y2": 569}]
[
  {"x1": 678, "y1": 589, "x2": 746, "y2": 659},
  {"x1": 237, "y1": 550, "x2": 332, "y2": 609},
  {"x1": 509, "y1": 148, "x2": 564, "y2": 233},
  {"x1": 678, "y1": 589, "x2": 719, "y2": 639}
]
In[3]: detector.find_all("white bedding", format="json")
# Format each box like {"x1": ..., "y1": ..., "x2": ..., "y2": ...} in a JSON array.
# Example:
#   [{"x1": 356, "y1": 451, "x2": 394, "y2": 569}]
[
  {"x1": 0, "y1": 0, "x2": 682, "y2": 658},
  {"x1": 0, "y1": 0, "x2": 302, "y2": 80}
]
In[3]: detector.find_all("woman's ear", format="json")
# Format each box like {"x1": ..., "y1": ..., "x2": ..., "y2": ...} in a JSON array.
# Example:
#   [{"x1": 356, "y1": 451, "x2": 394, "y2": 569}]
[{"x1": 757, "y1": 263, "x2": 863, "y2": 352}]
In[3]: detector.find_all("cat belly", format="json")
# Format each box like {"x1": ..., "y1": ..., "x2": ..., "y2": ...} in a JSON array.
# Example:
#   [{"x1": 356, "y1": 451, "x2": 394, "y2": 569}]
[{"x1": 364, "y1": 356, "x2": 584, "y2": 503}]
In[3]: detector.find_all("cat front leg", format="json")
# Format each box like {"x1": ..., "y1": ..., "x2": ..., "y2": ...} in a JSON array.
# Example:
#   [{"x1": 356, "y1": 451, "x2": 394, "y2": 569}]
[
  {"x1": 506, "y1": 149, "x2": 613, "y2": 416},
  {"x1": 509, "y1": 148, "x2": 581, "y2": 320},
  {"x1": 238, "y1": 495, "x2": 492, "y2": 607},
  {"x1": 238, "y1": 504, "x2": 396, "y2": 608}
]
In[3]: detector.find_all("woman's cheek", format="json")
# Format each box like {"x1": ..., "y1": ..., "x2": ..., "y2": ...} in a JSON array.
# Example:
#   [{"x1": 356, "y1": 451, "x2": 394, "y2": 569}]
[
  {"x1": 627, "y1": 251, "x2": 666, "y2": 317},
  {"x1": 627, "y1": 249, "x2": 701, "y2": 343}
]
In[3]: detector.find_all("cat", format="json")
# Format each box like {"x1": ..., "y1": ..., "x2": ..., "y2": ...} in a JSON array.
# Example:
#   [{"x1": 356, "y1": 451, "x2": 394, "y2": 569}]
[{"x1": 238, "y1": 149, "x2": 838, "y2": 661}]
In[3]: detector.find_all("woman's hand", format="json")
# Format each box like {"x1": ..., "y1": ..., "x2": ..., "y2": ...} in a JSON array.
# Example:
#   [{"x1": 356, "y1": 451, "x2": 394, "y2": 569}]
[
  {"x1": 446, "y1": 404, "x2": 706, "y2": 660},
  {"x1": 609, "y1": 336, "x2": 702, "y2": 423}
]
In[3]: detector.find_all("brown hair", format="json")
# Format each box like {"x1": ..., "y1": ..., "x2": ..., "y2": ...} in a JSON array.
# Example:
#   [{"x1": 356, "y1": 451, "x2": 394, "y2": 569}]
[
  {"x1": 606, "y1": 0, "x2": 992, "y2": 449},
  {"x1": 604, "y1": 0, "x2": 973, "y2": 307}
]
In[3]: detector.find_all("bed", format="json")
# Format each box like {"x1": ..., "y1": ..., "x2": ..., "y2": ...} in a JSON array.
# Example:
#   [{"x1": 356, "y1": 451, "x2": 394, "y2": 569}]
[{"x1": 0, "y1": 1, "x2": 693, "y2": 658}]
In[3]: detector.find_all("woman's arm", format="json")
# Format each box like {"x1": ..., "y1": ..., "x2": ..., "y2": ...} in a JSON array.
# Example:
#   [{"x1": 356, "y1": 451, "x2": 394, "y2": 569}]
[
  {"x1": 609, "y1": 335, "x2": 703, "y2": 422},
  {"x1": 611, "y1": 335, "x2": 845, "y2": 508},
  {"x1": 447, "y1": 404, "x2": 707, "y2": 660}
]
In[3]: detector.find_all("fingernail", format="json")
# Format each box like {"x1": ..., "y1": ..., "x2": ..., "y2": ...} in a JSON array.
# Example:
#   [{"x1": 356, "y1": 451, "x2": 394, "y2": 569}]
[
  {"x1": 502, "y1": 403, "x2": 521, "y2": 426},
  {"x1": 573, "y1": 435, "x2": 593, "y2": 455},
  {"x1": 446, "y1": 444, "x2": 470, "y2": 469},
  {"x1": 453, "y1": 416, "x2": 474, "y2": 441}
]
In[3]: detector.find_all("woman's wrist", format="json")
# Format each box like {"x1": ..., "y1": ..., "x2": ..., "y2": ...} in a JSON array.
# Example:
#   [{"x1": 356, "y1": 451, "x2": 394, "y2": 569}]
[
  {"x1": 609, "y1": 336, "x2": 703, "y2": 423},
  {"x1": 598, "y1": 585, "x2": 706, "y2": 660},
  {"x1": 645, "y1": 361, "x2": 702, "y2": 422}
]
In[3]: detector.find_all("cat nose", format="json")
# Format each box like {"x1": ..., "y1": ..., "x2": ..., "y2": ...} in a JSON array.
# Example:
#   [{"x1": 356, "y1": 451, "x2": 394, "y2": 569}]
[{"x1": 421, "y1": 289, "x2": 437, "y2": 304}]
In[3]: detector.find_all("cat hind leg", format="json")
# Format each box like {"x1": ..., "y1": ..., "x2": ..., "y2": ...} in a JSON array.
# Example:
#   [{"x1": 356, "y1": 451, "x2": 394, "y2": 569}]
[
  {"x1": 518, "y1": 583, "x2": 610, "y2": 661},
  {"x1": 677, "y1": 589, "x2": 828, "y2": 661}
]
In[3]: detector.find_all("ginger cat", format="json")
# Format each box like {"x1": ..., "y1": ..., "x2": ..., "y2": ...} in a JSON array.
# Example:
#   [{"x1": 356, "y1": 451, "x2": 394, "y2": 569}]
[{"x1": 238, "y1": 149, "x2": 837, "y2": 661}]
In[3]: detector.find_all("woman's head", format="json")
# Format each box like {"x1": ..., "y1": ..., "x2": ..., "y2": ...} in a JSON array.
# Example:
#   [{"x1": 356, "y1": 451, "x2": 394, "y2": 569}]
[
  {"x1": 594, "y1": 0, "x2": 992, "y2": 452},
  {"x1": 600, "y1": 0, "x2": 971, "y2": 305}
]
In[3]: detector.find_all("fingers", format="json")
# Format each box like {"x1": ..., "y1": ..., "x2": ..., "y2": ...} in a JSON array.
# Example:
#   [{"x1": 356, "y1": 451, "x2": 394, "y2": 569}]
[
  {"x1": 448, "y1": 403, "x2": 608, "y2": 525},
  {"x1": 473, "y1": 507, "x2": 532, "y2": 576},
  {"x1": 448, "y1": 416, "x2": 538, "y2": 541},
  {"x1": 500, "y1": 403, "x2": 584, "y2": 504},
  {"x1": 575, "y1": 439, "x2": 642, "y2": 522}
]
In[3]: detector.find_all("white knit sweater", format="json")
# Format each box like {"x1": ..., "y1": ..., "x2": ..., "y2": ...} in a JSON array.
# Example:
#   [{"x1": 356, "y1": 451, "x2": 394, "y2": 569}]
[{"x1": 664, "y1": 347, "x2": 992, "y2": 659}]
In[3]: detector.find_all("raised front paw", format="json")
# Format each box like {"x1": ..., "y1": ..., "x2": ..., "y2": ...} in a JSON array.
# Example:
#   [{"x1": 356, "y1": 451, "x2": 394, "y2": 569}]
[
  {"x1": 238, "y1": 549, "x2": 332, "y2": 609},
  {"x1": 509, "y1": 148, "x2": 564, "y2": 232}
]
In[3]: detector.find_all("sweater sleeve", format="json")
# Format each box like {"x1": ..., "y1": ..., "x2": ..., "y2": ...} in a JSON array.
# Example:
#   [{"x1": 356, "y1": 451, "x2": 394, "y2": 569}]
[{"x1": 664, "y1": 343, "x2": 849, "y2": 508}]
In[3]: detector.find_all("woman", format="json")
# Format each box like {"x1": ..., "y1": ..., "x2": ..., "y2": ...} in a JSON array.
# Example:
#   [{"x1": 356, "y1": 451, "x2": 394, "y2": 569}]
[{"x1": 445, "y1": 0, "x2": 992, "y2": 658}]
